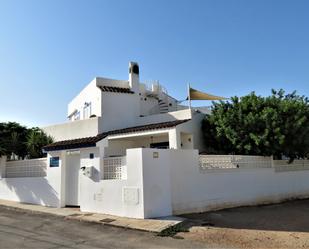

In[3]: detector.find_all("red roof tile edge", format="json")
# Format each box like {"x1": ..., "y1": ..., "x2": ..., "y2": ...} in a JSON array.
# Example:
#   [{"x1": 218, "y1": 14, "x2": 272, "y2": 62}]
[{"x1": 43, "y1": 119, "x2": 190, "y2": 151}]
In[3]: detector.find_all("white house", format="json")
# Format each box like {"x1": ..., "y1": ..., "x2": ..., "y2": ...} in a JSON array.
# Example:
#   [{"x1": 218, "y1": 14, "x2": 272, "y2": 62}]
[
  {"x1": 38, "y1": 62, "x2": 208, "y2": 214},
  {"x1": 43, "y1": 61, "x2": 209, "y2": 147},
  {"x1": 2, "y1": 62, "x2": 309, "y2": 219}
]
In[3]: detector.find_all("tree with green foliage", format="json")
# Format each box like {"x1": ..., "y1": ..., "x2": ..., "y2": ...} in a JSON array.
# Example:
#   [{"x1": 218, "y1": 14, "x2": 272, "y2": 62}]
[
  {"x1": 0, "y1": 144, "x2": 6, "y2": 156},
  {"x1": 26, "y1": 128, "x2": 54, "y2": 159},
  {"x1": 202, "y1": 89, "x2": 309, "y2": 160},
  {"x1": 0, "y1": 122, "x2": 54, "y2": 159},
  {"x1": 0, "y1": 122, "x2": 28, "y2": 158}
]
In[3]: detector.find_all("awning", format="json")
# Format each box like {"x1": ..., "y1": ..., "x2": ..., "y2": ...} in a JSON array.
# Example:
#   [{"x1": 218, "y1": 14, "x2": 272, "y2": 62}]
[{"x1": 189, "y1": 87, "x2": 228, "y2": 100}]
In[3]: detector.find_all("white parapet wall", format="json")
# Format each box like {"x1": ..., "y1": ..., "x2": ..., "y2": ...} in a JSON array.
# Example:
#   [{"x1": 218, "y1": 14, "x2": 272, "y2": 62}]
[
  {"x1": 42, "y1": 117, "x2": 102, "y2": 141},
  {"x1": 136, "y1": 109, "x2": 193, "y2": 126}
]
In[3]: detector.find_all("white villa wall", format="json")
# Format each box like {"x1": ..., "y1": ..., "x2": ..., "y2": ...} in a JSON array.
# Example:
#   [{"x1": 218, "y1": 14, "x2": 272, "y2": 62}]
[
  {"x1": 194, "y1": 106, "x2": 211, "y2": 114},
  {"x1": 96, "y1": 77, "x2": 129, "y2": 88},
  {"x1": 141, "y1": 149, "x2": 173, "y2": 218},
  {"x1": 2, "y1": 150, "x2": 309, "y2": 219},
  {"x1": 166, "y1": 113, "x2": 205, "y2": 150},
  {"x1": 0, "y1": 155, "x2": 63, "y2": 207},
  {"x1": 138, "y1": 83, "x2": 179, "y2": 116},
  {"x1": 131, "y1": 134, "x2": 169, "y2": 148},
  {"x1": 68, "y1": 79, "x2": 102, "y2": 119},
  {"x1": 181, "y1": 133, "x2": 194, "y2": 149},
  {"x1": 104, "y1": 140, "x2": 135, "y2": 157},
  {"x1": 176, "y1": 112, "x2": 206, "y2": 151},
  {"x1": 167, "y1": 150, "x2": 309, "y2": 214},
  {"x1": 43, "y1": 117, "x2": 102, "y2": 141},
  {"x1": 139, "y1": 96, "x2": 159, "y2": 116},
  {"x1": 46, "y1": 151, "x2": 65, "y2": 207},
  {"x1": 0, "y1": 156, "x2": 6, "y2": 178},
  {"x1": 101, "y1": 92, "x2": 140, "y2": 131},
  {"x1": 80, "y1": 148, "x2": 172, "y2": 218},
  {"x1": 106, "y1": 134, "x2": 169, "y2": 157},
  {"x1": 136, "y1": 109, "x2": 192, "y2": 126},
  {"x1": 122, "y1": 149, "x2": 309, "y2": 217},
  {"x1": 79, "y1": 148, "x2": 146, "y2": 218},
  {"x1": 0, "y1": 177, "x2": 60, "y2": 207}
]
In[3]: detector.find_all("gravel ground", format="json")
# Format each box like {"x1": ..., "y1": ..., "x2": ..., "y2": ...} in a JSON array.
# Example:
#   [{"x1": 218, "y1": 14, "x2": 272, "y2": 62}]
[{"x1": 178, "y1": 199, "x2": 309, "y2": 248}]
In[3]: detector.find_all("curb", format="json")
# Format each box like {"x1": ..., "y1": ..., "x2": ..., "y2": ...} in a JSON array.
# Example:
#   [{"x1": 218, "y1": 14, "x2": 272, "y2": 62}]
[{"x1": 0, "y1": 203, "x2": 184, "y2": 233}]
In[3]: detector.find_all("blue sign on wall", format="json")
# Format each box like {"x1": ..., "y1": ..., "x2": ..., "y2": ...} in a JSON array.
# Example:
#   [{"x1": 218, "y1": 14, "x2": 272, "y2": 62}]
[{"x1": 50, "y1": 157, "x2": 60, "y2": 167}]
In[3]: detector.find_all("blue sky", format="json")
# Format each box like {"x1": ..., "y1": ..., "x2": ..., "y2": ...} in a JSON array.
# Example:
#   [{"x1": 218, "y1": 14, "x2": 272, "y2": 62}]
[{"x1": 1, "y1": 0, "x2": 309, "y2": 127}]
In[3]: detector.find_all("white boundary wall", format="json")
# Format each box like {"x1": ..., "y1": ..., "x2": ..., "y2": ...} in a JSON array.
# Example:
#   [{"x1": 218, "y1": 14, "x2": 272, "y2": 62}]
[
  {"x1": 125, "y1": 150, "x2": 309, "y2": 217},
  {"x1": 0, "y1": 177, "x2": 60, "y2": 206},
  {"x1": 77, "y1": 148, "x2": 172, "y2": 218},
  {"x1": 168, "y1": 151, "x2": 309, "y2": 214},
  {"x1": 0, "y1": 156, "x2": 61, "y2": 207},
  {"x1": 5, "y1": 158, "x2": 47, "y2": 178},
  {"x1": 199, "y1": 155, "x2": 272, "y2": 170},
  {"x1": 79, "y1": 148, "x2": 145, "y2": 218},
  {"x1": 2, "y1": 151, "x2": 309, "y2": 219}
]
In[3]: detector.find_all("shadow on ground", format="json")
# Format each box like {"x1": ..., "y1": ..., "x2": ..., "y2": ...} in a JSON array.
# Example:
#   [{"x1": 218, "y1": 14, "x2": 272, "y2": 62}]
[{"x1": 180, "y1": 199, "x2": 309, "y2": 233}]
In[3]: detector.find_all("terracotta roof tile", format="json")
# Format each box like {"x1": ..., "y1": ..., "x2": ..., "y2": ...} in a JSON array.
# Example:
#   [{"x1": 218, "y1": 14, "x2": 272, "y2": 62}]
[
  {"x1": 43, "y1": 119, "x2": 189, "y2": 151},
  {"x1": 99, "y1": 86, "x2": 134, "y2": 94},
  {"x1": 42, "y1": 134, "x2": 108, "y2": 151},
  {"x1": 107, "y1": 119, "x2": 189, "y2": 136}
]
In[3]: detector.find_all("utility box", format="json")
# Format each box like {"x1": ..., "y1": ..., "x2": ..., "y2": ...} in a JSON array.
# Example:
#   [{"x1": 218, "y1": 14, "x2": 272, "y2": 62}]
[{"x1": 83, "y1": 166, "x2": 94, "y2": 178}]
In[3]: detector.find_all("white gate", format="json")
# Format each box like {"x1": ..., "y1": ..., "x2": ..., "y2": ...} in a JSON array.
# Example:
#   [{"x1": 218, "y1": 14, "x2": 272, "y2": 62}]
[{"x1": 65, "y1": 154, "x2": 81, "y2": 206}]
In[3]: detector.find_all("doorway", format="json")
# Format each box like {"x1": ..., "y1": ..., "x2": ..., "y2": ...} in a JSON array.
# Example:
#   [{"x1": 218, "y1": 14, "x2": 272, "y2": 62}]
[{"x1": 65, "y1": 153, "x2": 81, "y2": 206}]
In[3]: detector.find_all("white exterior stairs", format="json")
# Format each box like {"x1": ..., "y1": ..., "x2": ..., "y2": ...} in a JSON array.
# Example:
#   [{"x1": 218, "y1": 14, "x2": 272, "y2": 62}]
[{"x1": 158, "y1": 99, "x2": 169, "y2": 114}]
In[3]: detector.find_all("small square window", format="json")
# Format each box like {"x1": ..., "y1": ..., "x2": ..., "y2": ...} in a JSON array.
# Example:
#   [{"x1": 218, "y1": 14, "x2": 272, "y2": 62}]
[{"x1": 89, "y1": 153, "x2": 94, "y2": 159}]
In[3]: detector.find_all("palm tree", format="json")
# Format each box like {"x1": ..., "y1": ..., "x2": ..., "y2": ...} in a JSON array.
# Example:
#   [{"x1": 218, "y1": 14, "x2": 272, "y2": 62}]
[
  {"x1": 26, "y1": 129, "x2": 54, "y2": 159},
  {"x1": 0, "y1": 122, "x2": 28, "y2": 159},
  {"x1": 0, "y1": 122, "x2": 53, "y2": 159},
  {"x1": 10, "y1": 132, "x2": 20, "y2": 159}
]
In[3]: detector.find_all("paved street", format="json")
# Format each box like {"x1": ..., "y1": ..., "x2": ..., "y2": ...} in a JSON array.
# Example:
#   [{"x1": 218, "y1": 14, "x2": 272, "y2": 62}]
[
  {"x1": 3, "y1": 200, "x2": 309, "y2": 248},
  {"x1": 0, "y1": 206, "x2": 204, "y2": 249}
]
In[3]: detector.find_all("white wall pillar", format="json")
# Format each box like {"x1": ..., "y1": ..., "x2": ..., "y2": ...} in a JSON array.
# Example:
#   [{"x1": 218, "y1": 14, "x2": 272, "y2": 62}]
[
  {"x1": 60, "y1": 151, "x2": 67, "y2": 207},
  {"x1": 0, "y1": 156, "x2": 7, "y2": 179},
  {"x1": 97, "y1": 138, "x2": 108, "y2": 178},
  {"x1": 46, "y1": 151, "x2": 66, "y2": 207},
  {"x1": 169, "y1": 128, "x2": 181, "y2": 149},
  {"x1": 141, "y1": 149, "x2": 173, "y2": 218}
]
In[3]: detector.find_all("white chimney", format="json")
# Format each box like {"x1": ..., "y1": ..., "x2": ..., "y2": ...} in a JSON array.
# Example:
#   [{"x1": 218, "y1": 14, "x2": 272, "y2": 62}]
[{"x1": 129, "y1": 61, "x2": 139, "y2": 92}]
